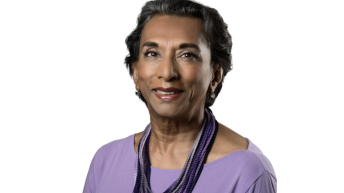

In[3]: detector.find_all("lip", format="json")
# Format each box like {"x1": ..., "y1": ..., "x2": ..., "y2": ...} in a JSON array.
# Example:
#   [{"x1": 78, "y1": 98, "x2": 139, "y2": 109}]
[
  {"x1": 154, "y1": 87, "x2": 183, "y2": 92},
  {"x1": 153, "y1": 87, "x2": 184, "y2": 101}
]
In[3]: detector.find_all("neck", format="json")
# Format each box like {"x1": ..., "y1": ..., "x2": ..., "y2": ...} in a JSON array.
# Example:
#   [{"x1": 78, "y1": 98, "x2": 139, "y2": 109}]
[
  {"x1": 147, "y1": 105, "x2": 205, "y2": 154},
  {"x1": 134, "y1": 107, "x2": 218, "y2": 192}
]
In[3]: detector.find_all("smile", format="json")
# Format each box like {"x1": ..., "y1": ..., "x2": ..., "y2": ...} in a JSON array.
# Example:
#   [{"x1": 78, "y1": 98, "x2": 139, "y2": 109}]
[
  {"x1": 155, "y1": 90, "x2": 182, "y2": 95},
  {"x1": 153, "y1": 87, "x2": 184, "y2": 101}
]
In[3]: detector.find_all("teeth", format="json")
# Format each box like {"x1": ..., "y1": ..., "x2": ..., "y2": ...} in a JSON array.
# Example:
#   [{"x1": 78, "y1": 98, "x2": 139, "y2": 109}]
[{"x1": 156, "y1": 90, "x2": 180, "y2": 95}]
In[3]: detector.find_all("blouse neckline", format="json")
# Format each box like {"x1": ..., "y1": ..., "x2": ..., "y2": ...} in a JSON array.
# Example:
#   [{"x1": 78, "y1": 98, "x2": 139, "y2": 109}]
[{"x1": 130, "y1": 134, "x2": 251, "y2": 172}]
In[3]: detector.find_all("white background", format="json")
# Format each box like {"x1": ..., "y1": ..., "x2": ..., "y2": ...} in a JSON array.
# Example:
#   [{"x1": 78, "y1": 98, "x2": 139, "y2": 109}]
[{"x1": 0, "y1": 0, "x2": 343, "y2": 192}]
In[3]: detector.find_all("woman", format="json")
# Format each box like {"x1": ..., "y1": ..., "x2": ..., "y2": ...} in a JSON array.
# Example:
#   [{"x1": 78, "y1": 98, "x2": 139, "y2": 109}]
[{"x1": 83, "y1": 0, "x2": 276, "y2": 192}]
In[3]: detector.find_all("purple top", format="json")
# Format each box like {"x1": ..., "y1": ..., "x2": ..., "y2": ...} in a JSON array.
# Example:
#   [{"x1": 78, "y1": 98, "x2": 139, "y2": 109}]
[{"x1": 83, "y1": 135, "x2": 277, "y2": 193}]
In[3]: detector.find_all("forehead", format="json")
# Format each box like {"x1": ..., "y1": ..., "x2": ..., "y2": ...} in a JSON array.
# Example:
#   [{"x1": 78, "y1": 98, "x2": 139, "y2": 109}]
[{"x1": 140, "y1": 14, "x2": 207, "y2": 47}]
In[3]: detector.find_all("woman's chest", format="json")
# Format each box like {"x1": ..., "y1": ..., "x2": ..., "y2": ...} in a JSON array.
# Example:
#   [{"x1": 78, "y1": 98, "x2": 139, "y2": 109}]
[{"x1": 96, "y1": 165, "x2": 247, "y2": 193}]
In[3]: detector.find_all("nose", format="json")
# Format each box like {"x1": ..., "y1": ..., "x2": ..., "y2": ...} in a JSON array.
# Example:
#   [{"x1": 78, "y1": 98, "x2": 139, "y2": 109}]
[{"x1": 157, "y1": 55, "x2": 179, "y2": 82}]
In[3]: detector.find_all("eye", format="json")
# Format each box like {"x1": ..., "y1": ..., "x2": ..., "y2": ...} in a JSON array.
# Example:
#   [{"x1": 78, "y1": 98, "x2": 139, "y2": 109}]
[
  {"x1": 144, "y1": 51, "x2": 158, "y2": 57},
  {"x1": 180, "y1": 52, "x2": 199, "y2": 60}
]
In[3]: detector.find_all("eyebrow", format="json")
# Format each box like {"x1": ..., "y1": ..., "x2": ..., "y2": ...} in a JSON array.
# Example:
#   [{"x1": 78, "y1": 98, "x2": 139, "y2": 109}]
[
  {"x1": 179, "y1": 43, "x2": 201, "y2": 52},
  {"x1": 142, "y1": 42, "x2": 201, "y2": 52},
  {"x1": 142, "y1": 41, "x2": 159, "y2": 48}
]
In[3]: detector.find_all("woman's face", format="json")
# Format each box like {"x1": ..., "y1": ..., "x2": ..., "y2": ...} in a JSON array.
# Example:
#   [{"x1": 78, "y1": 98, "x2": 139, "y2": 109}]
[{"x1": 133, "y1": 15, "x2": 220, "y2": 118}]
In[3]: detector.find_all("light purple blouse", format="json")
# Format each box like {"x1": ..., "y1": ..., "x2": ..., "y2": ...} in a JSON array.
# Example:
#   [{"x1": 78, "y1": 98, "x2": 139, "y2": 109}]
[{"x1": 83, "y1": 135, "x2": 277, "y2": 193}]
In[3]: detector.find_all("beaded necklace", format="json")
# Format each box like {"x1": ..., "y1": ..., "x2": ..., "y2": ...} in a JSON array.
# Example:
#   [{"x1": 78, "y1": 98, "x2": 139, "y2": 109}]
[{"x1": 133, "y1": 108, "x2": 218, "y2": 193}]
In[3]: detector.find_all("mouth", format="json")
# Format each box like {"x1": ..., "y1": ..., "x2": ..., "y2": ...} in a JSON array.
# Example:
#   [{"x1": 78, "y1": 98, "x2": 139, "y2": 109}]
[
  {"x1": 154, "y1": 90, "x2": 182, "y2": 95},
  {"x1": 153, "y1": 87, "x2": 184, "y2": 101}
]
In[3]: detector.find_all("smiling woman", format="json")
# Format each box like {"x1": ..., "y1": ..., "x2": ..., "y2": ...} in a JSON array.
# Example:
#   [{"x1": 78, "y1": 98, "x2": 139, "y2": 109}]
[
  {"x1": 133, "y1": 15, "x2": 216, "y2": 118},
  {"x1": 83, "y1": 0, "x2": 276, "y2": 192}
]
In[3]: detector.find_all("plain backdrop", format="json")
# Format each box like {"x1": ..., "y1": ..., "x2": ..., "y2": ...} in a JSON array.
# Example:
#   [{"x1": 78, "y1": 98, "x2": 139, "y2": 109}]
[{"x1": 0, "y1": 0, "x2": 343, "y2": 192}]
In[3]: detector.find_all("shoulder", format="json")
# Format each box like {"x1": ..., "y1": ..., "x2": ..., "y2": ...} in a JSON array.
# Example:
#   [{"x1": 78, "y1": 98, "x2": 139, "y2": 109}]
[
  {"x1": 245, "y1": 138, "x2": 276, "y2": 178},
  {"x1": 238, "y1": 145, "x2": 277, "y2": 192},
  {"x1": 227, "y1": 138, "x2": 277, "y2": 191},
  {"x1": 91, "y1": 135, "x2": 135, "y2": 170},
  {"x1": 232, "y1": 139, "x2": 276, "y2": 179},
  {"x1": 201, "y1": 136, "x2": 277, "y2": 192},
  {"x1": 207, "y1": 122, "x2": 276, "y2": 187},
  {"x1": 207, "y1": 122, "x2": 248, "y2": 163},
  {"x1": 210, "y1": 122, "x2": 275, "y2": 173},
  {"x1": 83, "y1": 135, "x2": 135, "y2": 193}
]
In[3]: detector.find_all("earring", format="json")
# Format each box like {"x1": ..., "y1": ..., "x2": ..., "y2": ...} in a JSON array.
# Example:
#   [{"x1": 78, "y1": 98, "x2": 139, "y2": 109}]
[
  {"x1": 135, "y1": 85, "x2": 141, "y2": 96},
  {"x1": 135, "y1": 90, "x2": 141, "y2": 96},
  {"x1": 210, "y1": 93, "x2": 216, "y2": 99}
]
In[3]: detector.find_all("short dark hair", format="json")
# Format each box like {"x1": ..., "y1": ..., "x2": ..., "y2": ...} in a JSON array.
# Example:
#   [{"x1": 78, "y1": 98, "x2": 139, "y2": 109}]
[{"x1": 124, "y1": 0, "x2": 232, "y2": 108}]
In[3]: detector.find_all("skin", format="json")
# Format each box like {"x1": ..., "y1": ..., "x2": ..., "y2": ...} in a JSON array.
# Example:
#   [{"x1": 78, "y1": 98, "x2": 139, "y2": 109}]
[{"x1": 132, "y1": 14, "x2": 248, "y2": 169}]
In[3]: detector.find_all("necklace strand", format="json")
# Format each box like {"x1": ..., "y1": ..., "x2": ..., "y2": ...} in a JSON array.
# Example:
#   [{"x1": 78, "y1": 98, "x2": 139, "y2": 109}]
[{"x1": 133, "y1": 108, "x2": 218, "y2": 193}]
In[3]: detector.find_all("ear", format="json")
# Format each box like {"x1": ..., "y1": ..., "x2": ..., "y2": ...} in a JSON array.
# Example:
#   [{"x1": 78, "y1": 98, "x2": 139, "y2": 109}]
[
  {"x1": 132, "y1": 62, "x2": 139, "y2": 89},
  {"x1": 208, "y1": 64, "x2": 223, "y2": 93}
]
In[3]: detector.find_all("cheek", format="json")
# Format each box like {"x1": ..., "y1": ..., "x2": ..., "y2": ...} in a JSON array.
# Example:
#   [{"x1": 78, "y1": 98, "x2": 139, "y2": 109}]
[
  {"x1": 182, "y1": 65, "x2": 212, "y2": 93},
  {"x1": 137, "y1": 62, "x2": 156, "y2": 86}
]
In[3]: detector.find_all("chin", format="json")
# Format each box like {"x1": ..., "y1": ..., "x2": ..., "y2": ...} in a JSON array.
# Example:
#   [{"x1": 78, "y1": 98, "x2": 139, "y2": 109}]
[{"x1": 148, "y1": 102, "x2": 185, "y2": 118}]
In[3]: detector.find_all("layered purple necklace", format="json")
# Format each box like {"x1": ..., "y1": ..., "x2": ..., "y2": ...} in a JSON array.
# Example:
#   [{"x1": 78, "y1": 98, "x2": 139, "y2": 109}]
[{"x1": 133, "y1": 108, "x2": 218, "y2": 193}]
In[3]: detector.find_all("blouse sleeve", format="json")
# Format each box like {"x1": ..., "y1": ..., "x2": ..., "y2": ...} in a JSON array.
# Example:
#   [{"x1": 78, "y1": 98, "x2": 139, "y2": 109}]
[
  {"x1": 83, "y1": 158, "x2": 95, "y2": 193},
  {"x1": 245, "y1": 171, "x2": 277, "y2": 193}
]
